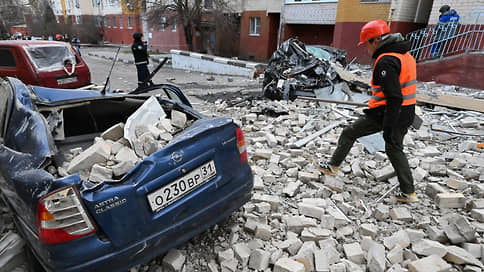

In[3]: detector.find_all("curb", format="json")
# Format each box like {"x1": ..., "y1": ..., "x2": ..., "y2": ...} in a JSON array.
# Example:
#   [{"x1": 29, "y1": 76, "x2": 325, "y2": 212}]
[
  {"x1": 87, "y1": 52, "x2": 171, "y2": 66},
  {"x1": 170, "y1": 50, "x2": 266, "y2": 70}
]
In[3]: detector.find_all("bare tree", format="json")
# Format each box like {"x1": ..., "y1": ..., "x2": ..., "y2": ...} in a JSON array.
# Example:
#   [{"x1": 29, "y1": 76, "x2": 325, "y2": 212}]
[{"x1": 146, "y1": 0, "x2": 237, "y2": 52}]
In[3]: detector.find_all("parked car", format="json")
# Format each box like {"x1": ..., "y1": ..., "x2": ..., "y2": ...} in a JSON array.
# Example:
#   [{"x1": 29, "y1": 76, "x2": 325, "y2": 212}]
[
  {"x1": 0, "y1": 77, "x2": 253, "y2": 272},
  {"x1": 0, "y1": 40, "x2": 91, "y2": 88}
]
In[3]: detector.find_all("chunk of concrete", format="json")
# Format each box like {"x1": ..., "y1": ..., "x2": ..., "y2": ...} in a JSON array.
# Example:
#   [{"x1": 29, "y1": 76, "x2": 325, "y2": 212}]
[
  {"x1": 162, "y1": 249, "x2": 186, "y2": 272},
  {"x1": 390, "y1": 207, "x2": 413, "y2": 222},
  {"x1": 343, "y1": 242, "x2": 364, "y2": 264},
  {"x1": 367, "y1": 243, "x2": 386, "y2": 272},
  {"x1": 471, "y1": 209, "x2": 484, "y2": 223},
  {"x1": 232, "y1": 243, "x2": 251, "y2": 265},
  {"x1": 436, "y1": 193, "x2": 466, "y2": 209},
  {"x1": 67, "y1": 141, "x2": 111, "y2": 173},
  {"x1": 89, "y1": 164, "x2": 113, "y2": 183},
  {"x1": 0, "y1": 232, "x2": 26, "y2": 272},
  {"x1": 387, "y1": 245, "x2": 404, "y2": 265},
  {"x1": 412, "y1": 239, "x2": 447, "y2": 257},
  {"x1": 101, "y1": 122, "x2": 125, "y2": 141},
  {"x1": 384, "y1": 230, "x2": 410, "y2": 250},
  {"x1": 114, "y1": 146, "x2": 139, "y2": 164},
  {"x1": 298, "y1": 203, "x2": 325, "y2": 219},
  {"x1": 425, "y1": 183, "x2": 447, "y2": 200},
  {"x1": 273, "y1": 258, "x2": 305, "y2": 272},
  {"x1": 444, "y1": 245, "x2": 484, "y2": 268},
  {"x1": 171, "y1": 110, "x2": 187, "y2": 129},
  {"x1": 248, "y1": 249, "x2": 270, "y2": 270},
  {"x1": 408, "y1": 255, "x2": 451, "y2": 272}
]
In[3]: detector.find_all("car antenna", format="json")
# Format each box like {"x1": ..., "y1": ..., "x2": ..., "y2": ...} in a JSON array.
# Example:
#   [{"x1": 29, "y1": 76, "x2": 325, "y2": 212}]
[{"x1": 101, "y1": 47, "x2": 120, "y2": 95}]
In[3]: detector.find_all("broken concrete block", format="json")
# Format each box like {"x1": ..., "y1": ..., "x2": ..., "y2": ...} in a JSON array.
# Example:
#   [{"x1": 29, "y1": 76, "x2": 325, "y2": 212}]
[
  {"x1": 422, "y1": 146, "x2": 441, "y2": 157},
  {"x1": 273, "y1": 258, "x2": 305, "y2": 272},
  {"x1": 384, "y1": 230, "x2": 410, "y2": 250},
  {"x1": 436, "y1": 193, "x2": 466, "y2": 209},
  {"x1": 448, "y1": 215, "x2": 476, "y2": 242},
  {"x1": 326, "y1": 206, "x2": 350, "y2": 228},
  {"x1": 101, "y1": 122, "x2": 125, "y2": 141},
  {"x1": 298, "y1": 203, "x2": 325, "y2": 220},
  {"x1": 426, "y1": 226, "x2": 448, "y2": 243},
  {"x1": 283, "y1": 181, "x2": 301, "y2": 197},
  {"x1": 408, "y1": 255, "x2": 451, "y2": 272},
  {"x1": 255, "y1": 202, "x2": 271, "y2": 214},
  {"x1": 443, "y1": 224, "x2": 466, "y2": 245},
  {"x1": 252, "y1": 194, "x2": 281, "y2": 211},
  {"x1": 67, "y1": 141, "x2": 111, "y2": 173},
  {"x1": 254, "y1": 224, "x2": 272, "y2": 241},
  {"x1": 462, "y1": 243, "x2": 482, "y2": 259},
  {"x1": 284, "y1": 216, "x2": 317, "y2": 234},
  {"x1": 320, "y1": 214, "x2": 335, "y2": 230},
  {"x1": 351, "y1": 160, "x2": 365, "y2": 177},
  {"x1": 444, "y1": 245, "x2": 484, "y2": 267},
  {"x1": 405, "y1": 229, "x2": 426, "y2": 243},
  {"x1": 411, "y1": 239, "x2": 447, "y2": 257},
  {"x1": 387, "y1": 244, "x2": 404, "y2": 265},
  {"x1": 89, "y1": 164, "x2": 113, "y2": 183},
  {"x1": 141, "y1": 133, "x2": 160, "y2": 156},
  {"x1": 265, "y1": 132, "x2": 278, "y2": 147},
  {"x1": 254, "y1": 149, "x2": 272, "y2": 160},
  {"x1": 425, "y1": 183, "x2": 447, "y2": 200},
  {"x1": 314, "y1": 245, "x2": 340, "y2": 272},
  {"x1": 157, "y1": 118, "x2": 174, "y2": 133},
  {"x1": 248, "y1": 249, "x2": 270, "y2": 270},
  {"x1": 343, "y1": 242, "x2": 364, "y2": 264},
  {"x1": 171, "y1": 110, "x2": 187, "y2": 129},
  {"x1": 373, "y1": 164, "x2": 396, "y2": 181},
  {"x1": 413, "y1": 167, "x2": 428, "y2": 183},
  {"x1": 469, "y1": 199, "x2": 484, "y2": 209},
  {"x1": 220, "y1": 259, "x2": 237, "y2": 272},
  {"x1": 232, "y1": 243, "x2": 250, "y2": 266},
  {"x1": 217, "y1": 248, "x2": 234, "y2": 264},
  {"x1": 460, "y1": 117, "x2": 479, "y2": 128},
  {"x1": 367, "y1": 243, "x2": 385, "y2": 272},
  {"x1": 301, "y1": 227, "x2": 331, "y2": 242},
  {"x1": 390, "y1": 207, "x2": 413, "y2": 222},
  {"x1": 114, "y1": 146, "x2": 139, "y2": 164},
  {"x1": 298, "y1": 171, "x2": 319, "y2": 183},
  {"x1": 471, "y1": 209, "x2": 484, "y2": 223},
  {"x1": 162, "y1": 249, "x2": 186, "y2": 272},
  {"x1": 360, "y1": 223, "x2": 378, "y2": 238},
  {"x1": 374, "y1": 203, "x2": 390, "y2": 220},
  {"x1": 446, "y1": 178, "x2": 469, "y2": 190},
  {"x1": 324, "y1": 176, "x2": 344, "y2": 192}
]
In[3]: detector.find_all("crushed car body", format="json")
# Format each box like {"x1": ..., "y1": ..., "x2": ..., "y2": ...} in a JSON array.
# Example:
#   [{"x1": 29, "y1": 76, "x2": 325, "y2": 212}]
[{"x1": 0, "y1": 77, "x2": 253, "y2": 272}]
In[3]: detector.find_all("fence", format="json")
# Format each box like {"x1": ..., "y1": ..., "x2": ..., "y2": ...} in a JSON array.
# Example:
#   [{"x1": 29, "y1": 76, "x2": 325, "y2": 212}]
[{"x1": 406, "y1": 12, "x2": 484, "y2": 62}]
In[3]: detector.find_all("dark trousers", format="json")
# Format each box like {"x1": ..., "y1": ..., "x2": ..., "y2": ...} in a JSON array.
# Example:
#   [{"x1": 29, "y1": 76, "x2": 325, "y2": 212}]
[
  {"x1": 136, "y1": 64, "x2": 150, "y2": 87},
  {"x1": 329, "y1": 115, "x2": 415, "y2": 194}
]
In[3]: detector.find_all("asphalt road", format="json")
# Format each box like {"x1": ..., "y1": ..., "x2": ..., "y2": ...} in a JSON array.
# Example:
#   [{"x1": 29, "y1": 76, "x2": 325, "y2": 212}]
[{"x1": 81, "y1": 47, "x2": 262, "y2": 113}]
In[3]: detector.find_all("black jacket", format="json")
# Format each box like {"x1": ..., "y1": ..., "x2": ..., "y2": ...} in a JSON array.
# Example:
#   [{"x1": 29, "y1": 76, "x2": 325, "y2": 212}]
[
  {"x1": 131, "y1": 39, "x2": 149, "y2": 64},
  {"x1": 364, "y1": 34, "x2": 415, "y2": 130}
]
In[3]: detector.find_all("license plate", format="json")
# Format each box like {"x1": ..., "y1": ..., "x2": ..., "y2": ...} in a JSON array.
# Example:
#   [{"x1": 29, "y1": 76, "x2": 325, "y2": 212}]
[
  {"x1": 147, "y1": 160, "x2": 217, "y2": 212},
  {"x1": 57, "y1": 76, "x2": 77, "y2": 85}
]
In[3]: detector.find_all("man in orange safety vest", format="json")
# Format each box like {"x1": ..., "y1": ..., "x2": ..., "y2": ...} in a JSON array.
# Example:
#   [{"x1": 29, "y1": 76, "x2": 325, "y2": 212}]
[{"x1": 319, "y1": 20, "x2": 418, "y2": 203}]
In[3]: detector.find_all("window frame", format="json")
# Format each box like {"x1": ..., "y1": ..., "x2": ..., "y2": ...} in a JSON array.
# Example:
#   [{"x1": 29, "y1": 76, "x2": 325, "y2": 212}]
[
  {"x1": 119, "y1": 16, "x2": 123, "y2": 29},
  {"x1": 112, "y1": 16, "x2": 117, "y2": 28},
  {"x1": 249, "y1": 17, "x2": 261, "y2": 36},
  {"x1": 171, "y1": 18, "x2": 177, "y2": 32},
  {"x1": 127, "y1": 16, "x2": 132, "y2": 28},
  {"x1": 0, "y1": 49, "x2": 17, "y2": 68}
]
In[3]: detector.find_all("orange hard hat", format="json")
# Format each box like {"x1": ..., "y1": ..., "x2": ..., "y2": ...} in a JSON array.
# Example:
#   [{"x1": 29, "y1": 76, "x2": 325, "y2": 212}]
[
  {"x1": 358, "y1": 20, "x2": 390, "y2": 46},
  {"x1": 56, "y1": 34, "x2": 62, "y2": 39}
]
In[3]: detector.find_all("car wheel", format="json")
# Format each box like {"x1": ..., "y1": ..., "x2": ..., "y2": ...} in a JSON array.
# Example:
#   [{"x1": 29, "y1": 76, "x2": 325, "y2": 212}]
[{"x1": 24, "y1": 246, "x2": 46, "y2": 272}]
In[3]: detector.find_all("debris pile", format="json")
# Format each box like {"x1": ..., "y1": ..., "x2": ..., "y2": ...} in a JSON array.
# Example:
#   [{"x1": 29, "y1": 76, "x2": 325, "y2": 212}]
[
  {"x1": 173, "y1": 91, "x2": 484, "y2": 272},
  {"x1": 53, "y1": 98, "x2": 193, "y2": 182},
  {"x1": 262, "y1": 38, "x2": 370, "y2": 102}
]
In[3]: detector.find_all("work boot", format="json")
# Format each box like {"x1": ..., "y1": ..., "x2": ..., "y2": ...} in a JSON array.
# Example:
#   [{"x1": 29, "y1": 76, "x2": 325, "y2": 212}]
[
  {"x1": 391, "y1": 192, "x2": 419, "y2": 203},
  {"x1": 318, "y1": 161, "x2": 339, "y2": 176}
]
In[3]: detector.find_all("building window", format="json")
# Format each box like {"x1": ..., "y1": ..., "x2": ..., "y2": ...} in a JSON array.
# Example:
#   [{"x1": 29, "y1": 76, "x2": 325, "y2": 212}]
[
  {"x1": 75, "y1": 0, "x2": 80, "y2": 8},
  {"x1": 76, "y1": 15, "x2": 82, "y2": 24},
  {"x1": 204, "y1": 0, "x2": 213, "y2": 9},
  {"x1": 127, "y1": 16, "x2": 132, "y2": 28},
  {"x1": 159, "y1": 17, "x2": 166, "y2": 31},
  {"x1": 119, "y1": 16, "x2": 123, "y2": 28},
  {"x1": 105, "y1": 16, "x2": 110, "y2": 27},
  {"x1": 112, "y1": 16, "x2": 117, "y2": 28},
  {"x1": 249, "y1": 17, "x2": 261, "y2": 36},
  {"x1": 171, "y1": 18, "x2": 177, "y2": 32},
  {"x1": 55, "y1": 16, "x2": 59, "y2": 23}
]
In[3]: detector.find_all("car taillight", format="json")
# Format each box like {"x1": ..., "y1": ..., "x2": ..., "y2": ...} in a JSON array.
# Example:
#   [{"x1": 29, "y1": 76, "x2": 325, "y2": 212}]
[
  {"x1": 37, "y1": 186, "x2": 96, "y2": 244},
  {"x1": 236, "y1": 128, "x2": 247, "y2": 163}
]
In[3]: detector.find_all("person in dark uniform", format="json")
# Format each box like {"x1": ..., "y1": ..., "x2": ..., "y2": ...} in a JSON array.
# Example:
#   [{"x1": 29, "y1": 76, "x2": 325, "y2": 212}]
[
  {"x1": 131, "y1": 32, "x2": 153, "y2": 88},
  {"x1": 319, "y1": 20, "x2": 418, "y2": 203}
]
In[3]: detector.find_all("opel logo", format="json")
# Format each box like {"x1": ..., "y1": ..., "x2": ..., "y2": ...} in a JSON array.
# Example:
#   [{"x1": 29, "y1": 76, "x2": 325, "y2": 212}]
[{"x1": 171, "y1": 151, "x2": 183, "y2": 163}]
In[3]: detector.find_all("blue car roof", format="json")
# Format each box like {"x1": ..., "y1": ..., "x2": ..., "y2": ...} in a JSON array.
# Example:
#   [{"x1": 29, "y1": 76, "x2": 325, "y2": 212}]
[{"x1": 31, "y1": 86, "x2": 105, "y2": 103}]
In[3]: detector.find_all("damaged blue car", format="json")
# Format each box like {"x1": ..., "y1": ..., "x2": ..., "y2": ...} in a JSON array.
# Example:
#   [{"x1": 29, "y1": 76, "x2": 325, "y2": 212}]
[{"x1": 0, "y1": 77, "x2": 253, "y2": 271}]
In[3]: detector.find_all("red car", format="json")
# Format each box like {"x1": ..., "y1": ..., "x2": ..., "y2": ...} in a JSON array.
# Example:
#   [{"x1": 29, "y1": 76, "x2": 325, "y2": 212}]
[{"x1": 0, "y1": 40, "x2": 91, "y2": 88}]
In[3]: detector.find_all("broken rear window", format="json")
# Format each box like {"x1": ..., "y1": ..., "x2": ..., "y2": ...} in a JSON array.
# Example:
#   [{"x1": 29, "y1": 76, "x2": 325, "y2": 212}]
[{"x1": 23, "y1": 44, "x2": 78, "y2": 72}]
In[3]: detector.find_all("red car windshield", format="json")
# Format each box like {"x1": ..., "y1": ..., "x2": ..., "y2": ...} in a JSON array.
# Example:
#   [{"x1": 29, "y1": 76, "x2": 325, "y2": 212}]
[{"x1": 23, "y1": 44, "x2": 78, "y2": 72}]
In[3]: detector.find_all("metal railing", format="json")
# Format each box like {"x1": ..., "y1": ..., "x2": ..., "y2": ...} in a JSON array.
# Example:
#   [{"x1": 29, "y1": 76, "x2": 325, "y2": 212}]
[{"x1": 406, "y1": 13, "x2": 484, "y2": 62}]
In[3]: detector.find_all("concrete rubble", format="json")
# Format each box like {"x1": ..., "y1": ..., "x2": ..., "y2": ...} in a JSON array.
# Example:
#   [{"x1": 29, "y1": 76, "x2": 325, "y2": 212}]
[
  {"x1": 57, "y1": 100, "x2": 193, "y2": 183},
  {"x1": 171, "y1": 82, "x2": 483, "y2": 272},
  {"x1": 3, "y1": 70, "x2": 484, "y2": 271}
]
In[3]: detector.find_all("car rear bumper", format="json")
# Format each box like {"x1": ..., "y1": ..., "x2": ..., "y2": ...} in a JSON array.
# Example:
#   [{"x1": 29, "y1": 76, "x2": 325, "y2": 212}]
[{"x1": 44, "y1": 173, "x2": 253, "y2": 272}]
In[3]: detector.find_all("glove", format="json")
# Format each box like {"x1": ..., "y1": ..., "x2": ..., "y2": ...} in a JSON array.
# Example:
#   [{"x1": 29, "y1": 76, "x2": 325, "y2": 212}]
[{"x1": 383, "y1": 127, "x2": 392, "y2": 143}]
